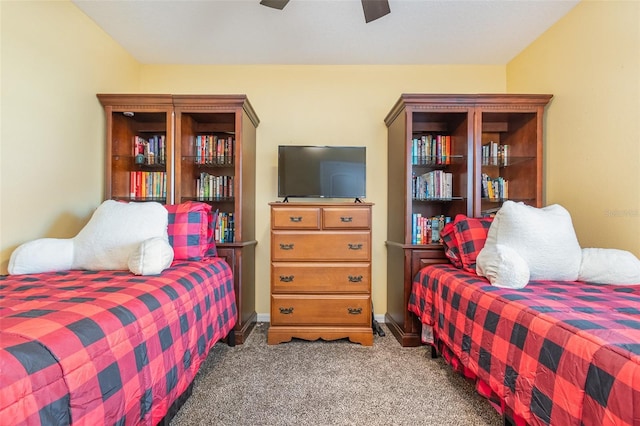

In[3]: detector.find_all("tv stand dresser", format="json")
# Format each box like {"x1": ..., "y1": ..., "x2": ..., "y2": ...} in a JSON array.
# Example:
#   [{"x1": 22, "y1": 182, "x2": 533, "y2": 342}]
[{"x1": 268, "y1": 202, "x2": 373, "y2": 346}]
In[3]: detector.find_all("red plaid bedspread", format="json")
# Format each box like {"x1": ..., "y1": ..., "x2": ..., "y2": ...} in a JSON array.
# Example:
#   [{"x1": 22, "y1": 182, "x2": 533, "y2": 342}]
[
  {"x1": 0, "y1": 258, "x2": 236, "y2": 425},
  {"x1": 409, "y1": 264, "x2": 640, "y2": 426}
]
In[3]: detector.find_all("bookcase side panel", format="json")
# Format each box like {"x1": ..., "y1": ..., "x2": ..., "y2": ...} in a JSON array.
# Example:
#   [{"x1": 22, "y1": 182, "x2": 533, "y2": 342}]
[
  {"x1": 386, "y1": 110, "x2": 409, "y2": 244},
  {"x1": 174, "y1": 111, "x2": 196, "y2": 203},
  {"x1": 238, "y1": 108, "x2": 257, "y2": 243},
  {"x1": 109, "y1": 113, "x2": 134, "y2": 201}
]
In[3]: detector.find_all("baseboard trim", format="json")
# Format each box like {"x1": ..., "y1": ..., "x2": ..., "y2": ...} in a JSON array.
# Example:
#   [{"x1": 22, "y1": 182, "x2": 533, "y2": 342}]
[{"x1": 256, "y1": 313, "x2": 386, "y2": 324}]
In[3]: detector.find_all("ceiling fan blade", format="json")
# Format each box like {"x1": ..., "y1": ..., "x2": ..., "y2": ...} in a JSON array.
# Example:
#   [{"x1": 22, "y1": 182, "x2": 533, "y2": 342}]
[
  {"x1": 260, "y1": 0, "x2": 290, "y2": 10},
  {"x1": 362, "y1": 0, "x2": 390, "y2": 23}
]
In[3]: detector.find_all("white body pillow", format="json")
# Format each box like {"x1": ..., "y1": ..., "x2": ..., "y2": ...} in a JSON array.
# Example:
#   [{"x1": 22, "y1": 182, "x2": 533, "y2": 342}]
[
  {"x1": 8, "y1": 200, "x2": 170, "y2": 275},
  {"x1": 476, "y1": 244, "x2": 530, "y2": 289},
  {"x1": 579, "y1": 248, "x2": 640, "y2": 285},
  {"x1": 128, "y1": 237, "x2": 174, "y2": 276},
  {"x1": 8, "y1": 238, "x2": 74, "y2": 275},
  {"x1": 73, "y1": 200, "x2": 169, "y2": 270},
  {"x1": 483, "y1": 201, "x2": 582, "y2": 281}
]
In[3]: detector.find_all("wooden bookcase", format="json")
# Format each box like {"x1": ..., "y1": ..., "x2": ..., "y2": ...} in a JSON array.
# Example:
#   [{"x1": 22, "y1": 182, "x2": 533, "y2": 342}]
[
  {"x1": 384, "y1": 94, "x2": 552, "y2": 346},
  {"x1": 98, "y1": 94, "x2": 260, "y2": 344}
]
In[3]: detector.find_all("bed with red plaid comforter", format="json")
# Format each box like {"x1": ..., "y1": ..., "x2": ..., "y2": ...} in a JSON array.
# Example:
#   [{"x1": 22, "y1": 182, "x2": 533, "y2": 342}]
[
  {"x1": 409, "y1": 264, "x2": 640, "y2": 426},
  {"x1": 0, "y1": 258, "x2": 236, "y2": 425}
]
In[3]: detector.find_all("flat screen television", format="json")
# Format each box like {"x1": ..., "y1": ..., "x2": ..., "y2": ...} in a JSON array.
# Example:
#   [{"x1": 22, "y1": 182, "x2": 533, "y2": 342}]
[{"x1": 277, "y1": 145, "x2": 366, "y2": 200}]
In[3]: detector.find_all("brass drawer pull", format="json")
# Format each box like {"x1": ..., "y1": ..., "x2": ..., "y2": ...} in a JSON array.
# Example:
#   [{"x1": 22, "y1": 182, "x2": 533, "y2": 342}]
[
  {"x1": 279, "y1": 243, "x2": 294, "y2": 250},
  {"x1": 347, "y1": 307, "x2": 363, "y2": 315},
  {"x1": 348, "y1": 243, "x2": 363, "y2": 250},
  {"x1": 279, "y1": 307, "x2": 294, "y2": 314},
  {"x1": 348, "y1": 275, "x2": 363, "y2": 283},
  {"x1": 289, "y1": 216, "x2": 302, "y2": 222},
  {"x1": 279, "y1": 275, "x2": 294, "y2": 282},
  {"x1": 340, "y1": 216, "x2": 353, "y2": 223}
]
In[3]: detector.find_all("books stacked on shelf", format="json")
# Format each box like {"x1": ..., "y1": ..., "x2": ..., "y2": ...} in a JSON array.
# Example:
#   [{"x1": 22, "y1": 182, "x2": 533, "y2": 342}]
[
  {"x1": 134, "y1": 135, "x2": 166, "y2": 165},
  {"x1": 195, "y1": 135, "x2": 234, "y2": 165},
  {"x1": 196, "y1": 173, "x2": 234, "y2": 200},
  {"x1": 129, "y1": 171, "x2": 166, "y2": 199},
  {"x1": 481, "y1": 141, "x2": 509, "y2": 166},
  {"x1": 411, "y1": 214, "x2": 451, "y2": 244},
  {"x1": 214, "y1": 212, "x2": 235, "y2": 243},
  {"x1": 481, "y1": 173, "x2": 508, "y2": 201},
  {"x1": 411, "y1": 135, "x2": 451, "y2": 165},
  {"x1": 412, "y1": 170, "x2": 453, "y2": 200}
]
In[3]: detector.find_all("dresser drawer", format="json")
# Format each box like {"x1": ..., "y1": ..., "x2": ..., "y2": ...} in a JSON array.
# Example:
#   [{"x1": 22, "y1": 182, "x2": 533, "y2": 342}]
[
  {"x1": 323, "y1": 206, "x2": 371, "y2": 229},
  {"x1": 270, "y1": 295, "x2": 371, "y2": 326},
  {"x1": 272, "y1": 262, "x2": 370, "y2": 293},
  {"x1": 271, "y1": 231, "x2": 371, "y2": 261},
  {"x1": 271, "y1": 206, "x2": 320, "y2": 230}
]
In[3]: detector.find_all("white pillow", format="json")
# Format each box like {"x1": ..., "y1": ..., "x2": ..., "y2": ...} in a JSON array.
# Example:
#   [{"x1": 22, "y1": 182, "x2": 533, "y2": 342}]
[
  {"x1": 578, "y1": 248, "x2": 640, "y2": 285},
  {"x1": 8, "y1": 200, "x2": 169, "y2": 275},
  {"x1": 128, "y1": 237, "x2": 174, "y2": 275},
  {"x1": 73, "y1": 200, "x2": 169, "y2": 270},
  {"x1": 484, "y1": 201, "x2": 582, "y2": 281},
  {"x1": 476, "y1": 244, "x2": 530, "y2": 289},
  {"x1": 8, "y1": 238, "x2": 74, "y2": 275}
]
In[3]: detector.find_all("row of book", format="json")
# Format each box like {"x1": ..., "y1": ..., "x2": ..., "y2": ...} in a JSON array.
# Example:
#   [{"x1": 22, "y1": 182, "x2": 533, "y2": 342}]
[
  {"x1": 481, "y1": 173, "x2": 509, "y2": 200},
  {"x1": 129, "y1": 171, "x2": 167, "y2": 199},
  {"x1": 134, "y1": 135, "x2": 166, "y2": 165},
  {"x1": 481, "y1": 141, "x2": 510, "y2": 166},
  {"x1": 196, "y1": 173, "x2": 234, "y2": 200},
  {"x1": 195, "y1": 135, "x2": 235, "y2": 165},
  {"x1": 411, "y1": 135, "x2": 452, "y2": 165},
  {"x1": 412, "y1": 214, "x2": 452, "y2": 245},
  {"x1": 412, "y1": 170, "x2": 453, "y2": 200},
  {"x1": 214, "y1": 212, "x2": 235, "y2": 243}
]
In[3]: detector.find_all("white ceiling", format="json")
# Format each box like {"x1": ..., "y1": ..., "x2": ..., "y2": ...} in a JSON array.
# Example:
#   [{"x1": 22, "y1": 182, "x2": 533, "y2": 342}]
[{"x1": 72, "y1": 0, "x2": 580, "y2": 65}]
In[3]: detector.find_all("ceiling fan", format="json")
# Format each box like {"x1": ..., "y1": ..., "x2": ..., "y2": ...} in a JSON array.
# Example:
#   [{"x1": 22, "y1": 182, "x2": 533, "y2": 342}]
[{"x1": 260, "y1": 0, "x2": 391, "y2": 23}]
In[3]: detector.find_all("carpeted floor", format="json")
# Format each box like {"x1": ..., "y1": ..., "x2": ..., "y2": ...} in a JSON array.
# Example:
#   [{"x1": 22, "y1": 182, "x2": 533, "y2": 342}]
[{"x1": 171, "y1": 322, "x2": 502, "y2": 426}]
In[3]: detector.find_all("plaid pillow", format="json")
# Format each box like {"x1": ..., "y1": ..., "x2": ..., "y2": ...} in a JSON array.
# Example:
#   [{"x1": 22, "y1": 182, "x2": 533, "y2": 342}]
[
  {"x1": 165, "y1": 202, "x2": 217, "y2": 260},
  {"x1": 441, "y1": 223, "x2": 462, "y2": 268},
  {"x1": 451, "y1": 215, "x2": 493, "y2": 273}
]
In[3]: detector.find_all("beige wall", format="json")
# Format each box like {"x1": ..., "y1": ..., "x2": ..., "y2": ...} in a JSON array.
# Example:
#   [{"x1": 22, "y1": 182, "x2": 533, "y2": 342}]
[
  {"x1": 507, "y1": 0, "x2": 640, "y2": 256},
  {"x1": 0, "y1": 1, "x2": 140, "y2": 273},
  {"x1": 140, "y1": 65, "x2": 505, "y2": 315}
]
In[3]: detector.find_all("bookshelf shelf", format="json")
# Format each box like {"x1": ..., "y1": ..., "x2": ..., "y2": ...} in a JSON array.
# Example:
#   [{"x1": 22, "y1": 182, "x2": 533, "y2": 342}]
[
  {"x1": 384, "y1": 93, "x2": 552, "y2": 347},
  {"x1": 480, "y1": 156, "x2": 535, "y2": 168},
  {"x1": 111, "y1": 196, "x2": 167, "y2": 202},
  {"x1": 412, "y1": 154, "x2": 466, "y2": 166},
  {"x1": 129, "y1": 164, "x2": 167, "y2": 170},
  {"x1": 412, "y1": 197, "x2": 465, "y2": 202},
  {"x1": 183, "y1": 196, "x2": 235, "y2": 202},
  {"x1": 98, "y1": 93, "x2": 260, "y2": 345},
  {"x1": 182, "y1": 157, "x2": 235, "y2": 168}
]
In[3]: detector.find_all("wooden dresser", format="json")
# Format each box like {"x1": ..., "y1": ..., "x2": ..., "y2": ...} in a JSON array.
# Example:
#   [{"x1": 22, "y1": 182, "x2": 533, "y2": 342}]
[{"x1": 268, "y1": 202, "x2": 373, "y2": 346}]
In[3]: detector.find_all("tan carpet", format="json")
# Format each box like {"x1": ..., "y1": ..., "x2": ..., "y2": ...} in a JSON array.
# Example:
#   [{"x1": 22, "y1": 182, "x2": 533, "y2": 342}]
[{"x1": 171, "y1": 322, "x2": 502, "y2": 426}]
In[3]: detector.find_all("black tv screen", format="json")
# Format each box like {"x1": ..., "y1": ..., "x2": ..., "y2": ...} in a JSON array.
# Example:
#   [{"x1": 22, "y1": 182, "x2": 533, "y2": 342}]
[{"x1": 278, "y1": 145, "x2": 366, "y2": 199}]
